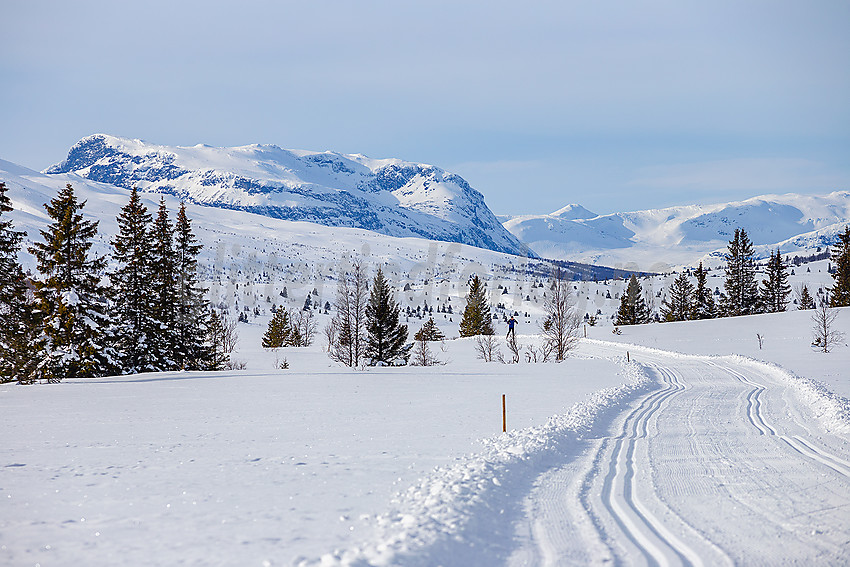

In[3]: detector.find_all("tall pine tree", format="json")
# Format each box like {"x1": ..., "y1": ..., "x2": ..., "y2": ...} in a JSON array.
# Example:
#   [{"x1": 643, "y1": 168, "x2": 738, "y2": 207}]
[
  {"x1": 660, "y1": 272, "x2": 694, "y2": 322},
  {"x1": 616, "y1": 274, "x2": 651, "y2": 325},
  {"x1": 829, "y1": 225, "x2": 850, "y2": 307},
  {"x1": 760, "y1": 249, "x2": 791, "y2": 313},
  {"x1": 0, "y1": 182, "x2": 39, "y2": 383},
  {"x1": 721, "y1": 228, "x2": 759, "y2": 317},
  {"x1": 150, "y1": 198, "x2": 178, "y2": 369},
  {"x1": 693, "y1": 262, "x2": 716, "y2": 319},
  {"x1": 459, "y1": 275, "x2": 494, "y2": 337},
  {"x1": 29, "y1": 183, "x2": 115, "y2": 381},
  {"x1": 365, "y1": 268, "x2": 409, "y2": 365},
  {"x1": 111, "y1": 187, "x2": 159, "y2": 373},
  {"x1": 174, "y1": 202, "x2": 209, "y2": 370}
]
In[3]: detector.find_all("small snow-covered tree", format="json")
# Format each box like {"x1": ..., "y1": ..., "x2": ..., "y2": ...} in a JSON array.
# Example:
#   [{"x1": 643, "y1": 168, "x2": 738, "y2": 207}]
[
  {"x1": 365, "y1": 267, "x2": 409, "y2": 365},
  {"x1": 414, "y1": 317, "x2": 445, "y2": 342},
  {"x1": 798, "y1": 284, "x2": 816, "y2": 310}
]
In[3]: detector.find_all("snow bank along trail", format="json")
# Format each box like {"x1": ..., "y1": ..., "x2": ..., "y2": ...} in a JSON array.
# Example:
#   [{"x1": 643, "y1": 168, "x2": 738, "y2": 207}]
[
  {"x1": 303, "y1": 357, "x2": 654, "y2": 566},
  {"x1": 510, "y1": 341, "x2": 850, "y2": 566}
]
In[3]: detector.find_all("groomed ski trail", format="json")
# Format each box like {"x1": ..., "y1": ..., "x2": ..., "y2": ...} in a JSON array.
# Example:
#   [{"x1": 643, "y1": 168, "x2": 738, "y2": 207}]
[{"x1": 509, "y1": 340, "x2": 850, "y2": 567}]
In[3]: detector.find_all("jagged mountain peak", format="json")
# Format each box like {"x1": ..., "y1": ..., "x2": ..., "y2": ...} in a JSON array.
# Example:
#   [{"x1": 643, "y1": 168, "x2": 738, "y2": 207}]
[{"x1": 46, "y1": 134, "x2": 530, "y2": 257}]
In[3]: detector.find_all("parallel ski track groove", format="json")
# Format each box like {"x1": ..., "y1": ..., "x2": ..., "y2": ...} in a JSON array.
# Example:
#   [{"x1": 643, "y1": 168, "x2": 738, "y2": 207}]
[
  {"x1": 587, "y1": 362, "x2": 706, "y2": 567},
  {"x1": 708, "y1": 361, "x2": 850, "y2": 479}
]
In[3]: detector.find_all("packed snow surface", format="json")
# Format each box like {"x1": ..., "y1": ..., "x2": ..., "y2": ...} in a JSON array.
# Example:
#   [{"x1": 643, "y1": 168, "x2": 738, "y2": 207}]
[
  {"x1": 2, "y1": 150, "x2": 850, "y2": 566},
  {"x1": 3, "y1": 309, "x2": 849, "y2": 566}
]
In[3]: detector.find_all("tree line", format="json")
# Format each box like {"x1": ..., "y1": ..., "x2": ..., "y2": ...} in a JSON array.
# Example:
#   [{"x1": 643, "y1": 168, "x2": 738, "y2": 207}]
[
  {"x1": 0, "y1": 182, "x2": 223, "y2": 384},
  {"x1": 615, "y1": 226, "x2": 850, "y2": 326}
]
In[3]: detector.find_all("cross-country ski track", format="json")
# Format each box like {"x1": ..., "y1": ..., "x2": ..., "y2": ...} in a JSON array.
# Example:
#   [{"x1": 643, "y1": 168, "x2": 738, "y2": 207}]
[{"x1": 508, "y1": 340, "x2": 850, "y2": 567}]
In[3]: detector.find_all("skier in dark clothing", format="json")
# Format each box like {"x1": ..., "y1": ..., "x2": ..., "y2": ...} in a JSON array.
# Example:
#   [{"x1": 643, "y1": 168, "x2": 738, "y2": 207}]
[{"x1": 506, "y1": 316, "x2": 517, "y2": 339}]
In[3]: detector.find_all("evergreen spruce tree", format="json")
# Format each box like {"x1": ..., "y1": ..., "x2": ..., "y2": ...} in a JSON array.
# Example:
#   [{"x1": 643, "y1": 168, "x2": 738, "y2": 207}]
[
  {"x1": 414, "y1": 317, "x2": 446, "y2": 342},
  {"x1": 0, "y1": 182, "x2": 39, "y2": 383},
  {"x1": 721, "y1": 228, "x2": 759, "y2": 317},
  {"x1": 459, "y1": 275, "x2": 495, "y2": 336},
  {"x1": 111, "y1": 187, "x2": 158, "y2": 373},
  {"x1": 615, "y1": 274, "x2": 651, "y2": 326},
  {"x1": 693, "y1": 262, "x2": 716, "y2": 319},
  {"x1": 150, "y1": 198, "x2": 178, "y2": 369},
  {"x1": 365, "y1": 268, "x2": 409, "y2": 365},
  {"x1": 760, "y1": 250, "x2": 791, "y2": 313},
  {"x1": 262, "y1": 308, "x2": 294, "y2": 348},
  {"x1": 204, "y1": 309, "x2": 229, "y2": 370},
  {"x1": 660, "y1": 272, "x2": 694, "y2": 322},
  {"x1": 174, "y1": 202, "x2": 209, "y2": 369},
  {"x1": 799, "y1": 284, "x2": 816, "y2": 310},
  {"x1": 828, "y1": 225, "x2": 850, "y2": 307},
  {"x1": 29, "y1": 183, "x2": 115, "y2": 381}
]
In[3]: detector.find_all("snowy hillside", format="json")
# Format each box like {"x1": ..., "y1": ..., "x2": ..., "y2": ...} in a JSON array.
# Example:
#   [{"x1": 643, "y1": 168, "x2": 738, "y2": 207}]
[
  {"x1": 44, "y1": 134, "x2": 529, "y2": 256},
  {"x1": 505, "y1": 192, "x2": 850, "y2": 270},
  {"x1": 1, "y1": 158, "x2": 635, "y2": 324},
  {"x1": 4, "y1": 152, "x2": 850, "y2": 566}
]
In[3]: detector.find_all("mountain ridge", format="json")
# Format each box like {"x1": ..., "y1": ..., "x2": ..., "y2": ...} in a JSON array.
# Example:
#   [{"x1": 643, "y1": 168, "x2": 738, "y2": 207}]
[
  {"x1": 504, "y1": 191, "x2": 850, "y2": 270},
  {"x1": 46, "y1": 134, "x2": 530, "y2": 257}
]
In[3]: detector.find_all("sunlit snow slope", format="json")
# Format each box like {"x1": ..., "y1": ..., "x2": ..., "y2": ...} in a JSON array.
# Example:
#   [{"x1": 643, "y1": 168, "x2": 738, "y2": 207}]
[
  {"x1": 44, "y1": 134, "x2": 529, "y2": 256},
  {"x1": 505, "y1": 193, "x2": 850, "y2": 270}
]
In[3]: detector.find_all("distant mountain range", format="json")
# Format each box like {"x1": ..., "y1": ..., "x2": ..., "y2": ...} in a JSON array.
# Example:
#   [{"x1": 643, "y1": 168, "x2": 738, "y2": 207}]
[
  {"x1": 45, "y1": 134, "x2": 529, "y2": 257},
  {"x1": 503, "y1": 192, "x2": 850, "y2": 271},
  {"x1": 5, "y1": 133, "x2": 849, "y2": 273}
]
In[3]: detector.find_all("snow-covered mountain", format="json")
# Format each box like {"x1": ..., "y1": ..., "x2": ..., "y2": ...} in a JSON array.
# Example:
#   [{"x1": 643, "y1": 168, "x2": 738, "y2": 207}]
[
  {"x1": 45, "y1": 134, "x2": 529, "y2": 257},
  {"x1": 4, "y1": 157, "x2": 638, "y2": 294},
  {"x1": 504, "y1": 192, "x2": 850, "y2": 270}
]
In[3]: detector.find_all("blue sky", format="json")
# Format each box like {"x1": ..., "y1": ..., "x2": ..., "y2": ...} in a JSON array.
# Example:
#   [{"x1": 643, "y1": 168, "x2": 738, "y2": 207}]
[{"x1": 2, "y1": 0, "x2": 848, "y2": 215}]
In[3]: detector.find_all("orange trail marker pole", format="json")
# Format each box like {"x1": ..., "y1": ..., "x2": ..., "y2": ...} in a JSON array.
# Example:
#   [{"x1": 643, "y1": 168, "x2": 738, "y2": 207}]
[{"x1": 502, "y1": 394, "x2": 506, "y2": 433}]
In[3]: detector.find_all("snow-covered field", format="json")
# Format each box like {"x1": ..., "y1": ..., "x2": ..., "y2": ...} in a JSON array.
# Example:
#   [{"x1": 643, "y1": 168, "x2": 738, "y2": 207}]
[
  {"x1": 2, "y1": 155, "x2": 850, "y2": 565},
  {"x1": 3, "y1": 306, "x2": 849, "y2": 566}
]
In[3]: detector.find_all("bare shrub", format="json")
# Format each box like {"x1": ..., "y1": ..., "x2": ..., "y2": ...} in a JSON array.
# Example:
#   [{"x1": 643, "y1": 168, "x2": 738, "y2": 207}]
[
  {"x1": 475, "y1": 334, "x2": 500, "y2": 362},
  {"x1": 811, "y1": 296, "x2": 845, "y2": 353},
  {"x1": 541, "y1": 268, "x2": 582, "y2": 360}
]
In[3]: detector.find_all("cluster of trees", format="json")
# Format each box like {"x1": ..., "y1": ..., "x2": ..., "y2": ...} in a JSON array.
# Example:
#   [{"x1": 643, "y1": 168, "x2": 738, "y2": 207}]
[
  {"x1": 325, "y1": 264, "x2": 411, "y2": 367},
  {"x1": 262, "y1": 307, "x2": 316, "y2": 348},
  {"x1": 618, "y1": 226, "x2": 850, "y2": 326},
  {"x1": 0, "y1": 182, "x2": 220, "y2": 384}
]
